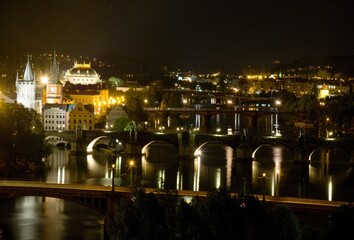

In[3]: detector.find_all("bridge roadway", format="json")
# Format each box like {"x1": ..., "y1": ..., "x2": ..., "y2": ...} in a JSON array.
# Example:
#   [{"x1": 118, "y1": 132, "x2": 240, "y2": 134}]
[
  {"x1": 145, "y1": 106, "x2": 299, "y2": 115},
  {"x1": 0, "y1": 180, "x2": 348, "y2": 214}
]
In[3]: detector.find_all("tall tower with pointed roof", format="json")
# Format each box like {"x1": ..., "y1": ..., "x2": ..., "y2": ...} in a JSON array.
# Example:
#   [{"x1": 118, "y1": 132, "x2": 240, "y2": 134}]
[
  {"x1": 50, "y1": 49, "x2": 60, "y2": 84},
  {"x1": 16, "y1": 55, "x2": 36, "y2": 109},
  {"x1": 45, "y1": 50, "x2": 63, "y2": 104}
]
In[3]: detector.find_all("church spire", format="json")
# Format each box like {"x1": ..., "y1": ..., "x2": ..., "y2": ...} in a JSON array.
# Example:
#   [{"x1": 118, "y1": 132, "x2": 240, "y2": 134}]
[
  {"x1": 23, "y1": 54, "x2": 34, "y2": 81},
  {"x1": 50, "y1": 49, "x2": 59, "y2": 83},
  {"x1": 53, "y1": 49, "x2": 57, "y2": 66}
]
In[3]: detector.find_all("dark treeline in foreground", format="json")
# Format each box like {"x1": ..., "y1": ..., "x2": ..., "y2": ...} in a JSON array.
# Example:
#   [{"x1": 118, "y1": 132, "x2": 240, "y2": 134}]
[
  {"x1": 0, "y1": 102, "x2": 49, "y2": 177},
  {"x1": 106, "y1": 188, "x2": 354, "y2": 240}
]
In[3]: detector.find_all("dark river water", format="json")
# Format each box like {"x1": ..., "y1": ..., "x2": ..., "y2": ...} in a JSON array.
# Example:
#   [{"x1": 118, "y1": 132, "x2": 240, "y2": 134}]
[{"x1": 0, "y1": 138, "x2": 353, "y2": 239}]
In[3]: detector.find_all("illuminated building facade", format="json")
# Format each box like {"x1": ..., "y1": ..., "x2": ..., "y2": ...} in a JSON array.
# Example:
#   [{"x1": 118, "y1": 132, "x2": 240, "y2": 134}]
[
  {"x1": 42, "y1": 104, "x2": 67, "y2": 131},
  {"x1": 16, "y1": 55, "x2": 36, "y2": 109},
  {"x1": 65, "y1": 89, "x2": 109, "y2": 116},
  {"x1": 43, "y1": 103, "x2": 95, "y2": 131},
  {"x1": 62, "y1": 61, "x2": 108, "y2": 118},
  {"x1": 319, "y1": 83, "x2": 329, "y2": 99},
  {"x1": 64, "y1": 62, "x2": 100, "y2": 85},
  {"x1": 67, "y1": 102, "x2": 95, "y2": 130}
]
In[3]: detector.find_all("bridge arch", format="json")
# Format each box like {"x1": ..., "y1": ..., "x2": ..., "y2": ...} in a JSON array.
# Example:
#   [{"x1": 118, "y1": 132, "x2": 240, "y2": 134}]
[
  {"x1": 142, "y1": 140, "x2": 173, "y2": 150},
  {"x1": 196, "y1": 135, "x2": 236, "y2": 151},
  {"x1": 141, "y1": 140, "x2": 179, "y2": 163},
  {"x1": 194, "y1": 140, "x2": 233, "y2": 156},
  {"x1": 309, "y1": 145, "x2": 351, "y2": 163},
  {"x1": 194, "y1": 140, "x2": 235, "y2": 166},
  {"x1": 252, "y1": 143, "x2": 293, "y2": 162},
  {"x1": 86, "y1": 136, "x2": 125, "y2": 153},
  {"x1": 45, "y1": 135, "x2": 70, "y2": 147},
  {"x1": 252, "y1": 144, "x2": 266, "y2": 159}
]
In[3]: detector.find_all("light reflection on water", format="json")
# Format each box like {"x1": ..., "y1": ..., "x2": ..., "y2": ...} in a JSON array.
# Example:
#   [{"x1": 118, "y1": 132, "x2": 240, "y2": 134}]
[
  {"x1": 0, "y1": 196, "x2": 104, "y2": 240},
  {"x1": 192, "y1": 142, "x2": 234, "y2": 191},
  {"x1": 43, "y1": 144, "x2": 354, "y2": 202},
  {"x1": 2, "y1": 143, "x2": 354, "y2": 239}
]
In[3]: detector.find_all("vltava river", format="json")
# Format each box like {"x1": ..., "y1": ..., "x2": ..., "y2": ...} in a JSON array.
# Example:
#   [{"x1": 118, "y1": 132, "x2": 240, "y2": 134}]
[{"x1": 0, "y1": 142, "x2": 353, "y2": 239}]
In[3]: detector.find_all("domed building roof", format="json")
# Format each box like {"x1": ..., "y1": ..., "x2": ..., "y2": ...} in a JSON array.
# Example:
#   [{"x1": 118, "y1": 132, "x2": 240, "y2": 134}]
[
  {"x1": 321, "y1": 83, "x2": 328, "y2": 90},
  {"x1": 64, "y1": 62, "x2": 100, "y2": 85},
  {"x1": 68, "y1": 64, "x2": 98, "y2": 76}
]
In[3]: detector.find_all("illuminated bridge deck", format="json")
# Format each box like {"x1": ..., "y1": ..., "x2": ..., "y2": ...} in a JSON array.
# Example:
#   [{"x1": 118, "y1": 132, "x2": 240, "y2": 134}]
[{"x1": 0, "y1": 180, "x2": 348, "y2": 214}]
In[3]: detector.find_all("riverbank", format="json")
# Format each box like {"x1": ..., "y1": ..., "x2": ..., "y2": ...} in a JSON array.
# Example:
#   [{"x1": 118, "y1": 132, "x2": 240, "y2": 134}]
[{"x1": 0, "y1": 160, "x2": 45, "y2": 180}]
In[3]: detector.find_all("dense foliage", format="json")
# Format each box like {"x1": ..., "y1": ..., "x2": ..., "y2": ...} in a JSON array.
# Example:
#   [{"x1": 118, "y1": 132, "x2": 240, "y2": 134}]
[
  {"x1": 0, "y1": 102, "x2": 49, "y2": 165},
  {"x1": 326, "y1": 204, "x2": 354, "y2": 240},
  {"x1": 113, "y1": 116, "x2": 130, "y2": 131},
  {"x1": 106, "y1": 188, "x2": 301, "y2": 240}
]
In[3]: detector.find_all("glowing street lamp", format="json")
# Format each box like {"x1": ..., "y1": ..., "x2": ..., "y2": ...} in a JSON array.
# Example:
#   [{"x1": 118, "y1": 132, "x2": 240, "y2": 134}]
[
  {"x1": 111, "y1": 164, "x2": 115, "y2": 192},
  {"x1": 262, "y1": 173, "x2": 266, "y2": 202},
  {"x1": 183, "y1": 99, "x2": 187, "y2": 111},
  {"x1": 41, "y1": 76, "x2": 48, "y2": 84},
  {"x1": 129, "y1": 160, "x2": 135, "y2": 187},
  {"x1": 227, "y1": 99, "x2": 233, "y2": 112},
  {"x1": 144, "y1": 99, "x2": 148, "y2": 110},
  {"x1": 274, "y1": 100, "x2": 281, "y2": 136}
]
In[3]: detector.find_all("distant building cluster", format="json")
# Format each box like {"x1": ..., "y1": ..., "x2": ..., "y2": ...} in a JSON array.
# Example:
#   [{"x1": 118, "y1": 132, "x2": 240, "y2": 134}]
[
  {"x1": 4, "y1": 51, "x2": 126, "y2": 133},
  {"x1": 0, "y1": 51, "x2": 353, "y2": 137},
  {"x1": 171, "y1": 66, "x2": 352, "y2": 98}
]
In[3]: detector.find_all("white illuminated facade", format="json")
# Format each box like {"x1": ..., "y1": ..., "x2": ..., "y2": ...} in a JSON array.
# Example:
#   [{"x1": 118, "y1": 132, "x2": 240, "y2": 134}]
[
  {"x1": 16, "y1": 55, "x2": 36, "y2": 109},
  {"x1": 63, "y1": 62, "x2": 100, "y2": 85},
  {"x1": 42, "y1": 104, "x2": 67, "y2": 131}
]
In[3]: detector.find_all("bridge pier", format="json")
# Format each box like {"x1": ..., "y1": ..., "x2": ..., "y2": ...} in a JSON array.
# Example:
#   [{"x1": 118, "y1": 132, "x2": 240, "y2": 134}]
[
  {"x1": 103, "y1": 193, "x2": 124, "y2": 240},
  {"x1": 235, "y1": 143, "x2": 253, "y2": 162},
  {"x1": 70, "y1": 142, "x2": 87, "y2": 154},
  {"x1": 200, "y1": 113, "x2": 211, "y2": 132},
  {"x1": 69, "y1": 128, "x2": 88, "y2": 154},
  {"x1": 294, "y1": 130, "x2": 310, "y2": 164},
  {"x1": 178, "y1": 131, "x2": 195, "y2": 159},
  {"x1": 125, "y1": 142, "x2": 142, "y2": 157},
  {"x1": 293, "y1": 148, "x2": 309, "y2": 163}
]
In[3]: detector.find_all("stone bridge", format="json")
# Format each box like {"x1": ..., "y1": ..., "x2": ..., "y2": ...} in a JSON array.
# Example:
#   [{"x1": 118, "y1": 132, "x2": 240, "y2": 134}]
[
  {"x1": 0, "y1": 181, "x2": 209, "y2": 215},
  {"x1": 0, "y1": 180, "x2": 346, "y2": 218},
  {"x1": 45, "y1": 130, "x2": 354, "y2": 162},
  {"x1": 145, "y1": 106, "x2": 304, "y2": 134}
]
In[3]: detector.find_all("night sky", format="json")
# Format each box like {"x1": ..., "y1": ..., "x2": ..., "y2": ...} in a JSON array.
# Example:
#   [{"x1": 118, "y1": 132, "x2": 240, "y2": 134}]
[{"x1": 0, "y1": 0, "x2": 354, "y2": 72}]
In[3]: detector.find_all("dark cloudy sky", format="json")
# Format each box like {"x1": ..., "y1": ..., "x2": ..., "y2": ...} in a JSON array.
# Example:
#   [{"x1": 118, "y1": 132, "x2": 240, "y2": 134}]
[{"x1": 0, "y1": 0, "x2": 354, "y2": 72}]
